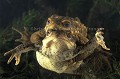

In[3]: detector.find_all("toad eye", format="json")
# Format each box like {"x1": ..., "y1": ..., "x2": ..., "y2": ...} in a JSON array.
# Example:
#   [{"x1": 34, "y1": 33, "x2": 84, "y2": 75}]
[
  {"x1": 62, "y1": 21, "x2": 71, "y2": 27},
  {"x1": 46, "y1": 20, "x2": 51, "y2": 25}
]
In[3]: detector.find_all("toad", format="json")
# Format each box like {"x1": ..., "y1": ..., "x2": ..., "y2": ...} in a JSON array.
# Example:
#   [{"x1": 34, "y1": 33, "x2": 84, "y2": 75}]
[{"x1": 4, "y1": 15, "x2": 110, "y2": 75}]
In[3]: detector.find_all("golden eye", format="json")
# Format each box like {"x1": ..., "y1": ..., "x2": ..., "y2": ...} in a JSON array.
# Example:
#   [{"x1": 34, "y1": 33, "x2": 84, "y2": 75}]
[
  {"x1": 46, "y1": 20, "x2": 51, "y2": 25},
  {"x1": 62, "y1": 20, "x2": 71, "y2": 27}
]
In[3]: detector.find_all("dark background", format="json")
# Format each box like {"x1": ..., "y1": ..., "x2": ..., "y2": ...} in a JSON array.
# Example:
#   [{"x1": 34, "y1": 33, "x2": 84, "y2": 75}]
[{"x1": 0, "y1": 0, "x2": 120, "y2": 79}]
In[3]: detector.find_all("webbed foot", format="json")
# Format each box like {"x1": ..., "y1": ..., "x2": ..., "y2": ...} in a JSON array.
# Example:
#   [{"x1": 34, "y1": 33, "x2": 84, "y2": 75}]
[
  {"x1": 4, "y1": 43, "x2": 34, "y2": 65},
  {"x1": 4, "y1": 48, "x2": 21, "y2": 65},
  {"x1": 95, "y1": 30, "x2": 110, "y2": 50},
  {"x1": 12, "y1": 27, "x2": 31, "y2": 43}
]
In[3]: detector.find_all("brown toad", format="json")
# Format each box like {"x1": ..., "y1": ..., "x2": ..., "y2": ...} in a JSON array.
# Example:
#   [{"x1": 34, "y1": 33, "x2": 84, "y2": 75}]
[{"x1": 4, "y1": 15, "x2": 110, "y2": 74}]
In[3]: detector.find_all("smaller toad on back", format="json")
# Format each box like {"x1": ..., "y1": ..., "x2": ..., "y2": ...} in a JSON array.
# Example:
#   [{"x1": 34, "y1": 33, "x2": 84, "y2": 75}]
[{"x1": 45, "y1": 15, "x2": 89, "y2": 44}]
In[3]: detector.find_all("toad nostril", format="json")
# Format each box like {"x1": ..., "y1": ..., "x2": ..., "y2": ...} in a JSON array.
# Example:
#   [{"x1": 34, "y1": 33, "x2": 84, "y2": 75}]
[{"x1": 46, "y1": 30, "x2": 51, "y2": 36}]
